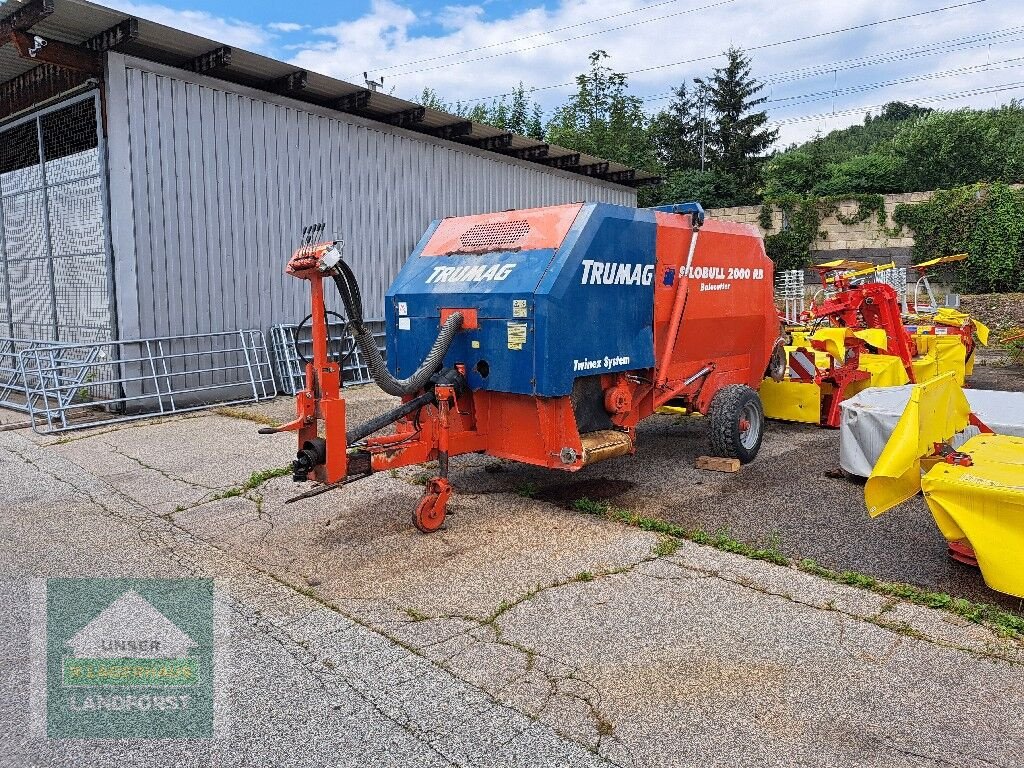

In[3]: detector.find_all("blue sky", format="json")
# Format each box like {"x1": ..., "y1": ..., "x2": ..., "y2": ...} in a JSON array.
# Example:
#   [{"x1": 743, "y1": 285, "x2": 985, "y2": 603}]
[{"x1": 107, "y1": 0, "x2": 1024, "y2": 146}]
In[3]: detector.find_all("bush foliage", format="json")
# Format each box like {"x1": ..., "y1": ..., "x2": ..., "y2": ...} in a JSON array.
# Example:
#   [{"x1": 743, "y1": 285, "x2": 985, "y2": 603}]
[{"x1": 893, "y1": 183, "x2": 1024, "y2": 293}]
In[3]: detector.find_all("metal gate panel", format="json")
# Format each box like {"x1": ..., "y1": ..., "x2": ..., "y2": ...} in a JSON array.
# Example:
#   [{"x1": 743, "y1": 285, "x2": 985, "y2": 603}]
[{"x1": 0, "y1": 92, "x2": 114, "y2": 348}]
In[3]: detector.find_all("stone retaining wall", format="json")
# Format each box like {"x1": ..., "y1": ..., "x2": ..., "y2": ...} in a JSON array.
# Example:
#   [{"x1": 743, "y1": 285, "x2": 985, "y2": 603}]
[{"x1": 706, "y1": 191, "x2": 935, "y2": 252}]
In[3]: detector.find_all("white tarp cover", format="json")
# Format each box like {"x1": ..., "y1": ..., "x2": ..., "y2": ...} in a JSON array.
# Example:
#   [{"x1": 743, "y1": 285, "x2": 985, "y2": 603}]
[{"x1": 839, "y1": 385, "x2": 1024, "y2": 477}]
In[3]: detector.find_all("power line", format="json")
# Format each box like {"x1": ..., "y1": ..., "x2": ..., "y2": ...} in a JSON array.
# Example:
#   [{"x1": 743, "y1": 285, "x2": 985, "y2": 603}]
[
  {"x1": 764, "y1": 56, "x2": 1024, "y2": 110},
  {"x1": 363, "y1": 0, "x2": 700, "y2": 75},
  {"x1": 383, "y1": 0, "x2": 738, "y2": 79},
  {"x1": 764, "y1": 25, "x2": 1024, "y2": 86},
  {"x1": 639, "y1": 25, "x2": 1024, "y2": 103},
  {"x1": 459, "y1": 0, "x2": 988, "y2": 104},
  {"x1": 766, "y1": 80, "x2": 1024, "y2": 127}
]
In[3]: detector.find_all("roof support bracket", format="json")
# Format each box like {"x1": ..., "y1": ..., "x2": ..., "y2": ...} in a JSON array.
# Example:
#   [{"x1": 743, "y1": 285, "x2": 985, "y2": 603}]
[
  {"x1": 504, "y1": 144, "x2": 549, "y2": 160},
  {"x1": 385, "y1": 106, "x2": 425, "y2": 128},
  {"x1": 267, "y1": 70, "x2": 307, "y2": 93},
  {"x1": 542, "y1": 153, "x2": 581, "y2": 170},
  {"x1": 0, "y1": 0, "x2": 54, "y2": 46},
  {"x1": 468, "y1": 133, "x2": 513, "y2": 151},
  {"x1": 187, "y1": 46, "x2": 232, "y2": 74},
  {"x1": 429, "y1": 121, "x2": 473, "y2": 140},
  {"x1": 574, "y1": 162, "x2": 610, "y2": 177},
  {"x1": 602, "y1": 170, "x2": 636, "y2": 184},
  {"x1": 335, "y1": 90, "x2": 371, "y2": 113},
  {"x1": 83, "y1": 18, "x2": 139, "y2": 52}
]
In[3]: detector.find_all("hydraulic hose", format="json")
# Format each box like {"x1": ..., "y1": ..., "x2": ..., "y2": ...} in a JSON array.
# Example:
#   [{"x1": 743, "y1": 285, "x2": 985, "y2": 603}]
[
  {"x1": 330, "y1": 260, "x2": 462, "y2": 397},
  {"x1": 346, "y1": 390, "x2": 435, "y2": 445}
]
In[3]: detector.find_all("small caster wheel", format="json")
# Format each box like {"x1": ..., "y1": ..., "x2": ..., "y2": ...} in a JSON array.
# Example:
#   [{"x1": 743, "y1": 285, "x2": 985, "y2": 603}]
[{"x1": 413, "y1": 478, "x2": 452, "y2": 533}]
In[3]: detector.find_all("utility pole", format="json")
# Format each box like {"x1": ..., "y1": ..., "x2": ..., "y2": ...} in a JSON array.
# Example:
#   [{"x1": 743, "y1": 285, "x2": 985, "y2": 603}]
[{"x1": 694, "y1": 77, "x2": 708, "y2": 173}]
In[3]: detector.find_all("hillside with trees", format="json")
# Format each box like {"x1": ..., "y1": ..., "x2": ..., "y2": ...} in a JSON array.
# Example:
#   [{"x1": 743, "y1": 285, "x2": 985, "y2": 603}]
[{"x1": 422, "y1": 51, "x2": 1024, "y2": 285}]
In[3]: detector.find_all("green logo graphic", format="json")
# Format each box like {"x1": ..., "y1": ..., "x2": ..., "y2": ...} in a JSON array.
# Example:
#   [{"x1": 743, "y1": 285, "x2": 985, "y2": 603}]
[{"x1": 46, "y1": 578, "x2": 214, "y2": 739}]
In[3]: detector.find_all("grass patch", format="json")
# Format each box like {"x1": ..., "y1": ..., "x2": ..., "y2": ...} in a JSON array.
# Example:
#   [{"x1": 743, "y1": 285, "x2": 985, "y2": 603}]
[
  {"x1": 214, "y1": 407, "x2": 281, "y2": 427},
  {"x1": 515, "y1": 481, "x2": 541, "y2": 498},
  {"x1": 576, "y1": 571, "x2": 595, "y2": 582},
  {"x1": 572, "y1": 497, "x2": 1024, "y2": 639}
]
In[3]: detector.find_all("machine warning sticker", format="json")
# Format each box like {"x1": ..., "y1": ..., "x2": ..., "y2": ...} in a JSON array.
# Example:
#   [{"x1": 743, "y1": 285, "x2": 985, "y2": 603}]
[
  {"x1": 397, "y1": 302, "x2": 408, "y2": 316},
  {"x1": 512, "y1": 299, "x2": 527, "y2": 318},
  {"x1": 398, "y1": 317, "x2": 411, "y2": 331},
  {"x1": 507, "y1": 322, "x2": 527, "y2": 351}
]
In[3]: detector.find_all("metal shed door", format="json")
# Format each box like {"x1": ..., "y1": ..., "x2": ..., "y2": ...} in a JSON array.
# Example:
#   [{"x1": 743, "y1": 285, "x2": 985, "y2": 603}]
[{"x1": 0, "y1": 92, "x2": 114, "y2": 346}]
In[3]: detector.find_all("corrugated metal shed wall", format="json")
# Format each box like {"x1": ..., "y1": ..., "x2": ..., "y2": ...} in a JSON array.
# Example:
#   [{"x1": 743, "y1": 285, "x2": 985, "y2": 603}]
[{"x1": 104, "y1": 54, "x2": 636, "y2": 341}]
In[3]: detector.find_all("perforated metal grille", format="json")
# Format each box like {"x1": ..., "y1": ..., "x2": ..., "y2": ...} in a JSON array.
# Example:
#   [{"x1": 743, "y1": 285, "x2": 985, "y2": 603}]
[
  {"x1": 0, "y1": 94, "x2": 112, "y2": 349},
  {"x1": 459, "y1": 220, "x2": 530, "y2": 250}
]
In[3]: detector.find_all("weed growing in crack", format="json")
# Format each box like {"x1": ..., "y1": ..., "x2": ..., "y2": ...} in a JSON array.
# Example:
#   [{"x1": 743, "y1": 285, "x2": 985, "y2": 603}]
[
  {"x1": 576, "y1": 571, "x2": 595, "y2": 583},
  {"x1": 242, "y1": 466, "x2": 291, "y2": 491},
  {"x1": 404, "y1": 608, "x2": 431, "y2": 622},
  {"x1": 571, "y1": 497, "x2": 1024, "y2": 639},
  {"x1": 654, "y1": 536, "x2": 679, "y2": 557},
  {"x1": 595, "y1": 716, "x2": 615, "y2": 737},
  {"x1": 410, "y1": 473, "x2": 430, "y2": 486},
  {"x1": 210, "y1": 466, "x2": 290, "y2": 503}
]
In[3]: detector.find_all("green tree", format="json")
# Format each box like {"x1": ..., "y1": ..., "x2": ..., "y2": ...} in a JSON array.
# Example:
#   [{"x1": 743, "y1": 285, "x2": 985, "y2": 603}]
[
  {"x1": 761, "y1": 150, "x2": 821, "y2": 197},
  {"x1": 649, "y1": 81, "x2": 705, "y2": 172},
  {"x1": 545, "y1": 50, "x2": 656, "y2": 170},
  {"x1": 705, "y1": 47, "x2": 777, "y2": 200},
  {"x1": 813, "y1": 154, "x2": 907, "y2": 195},
  {"x1": 418, "y1": 87, "x2": 450, "y2": 112},
  {"x1": 486, "y1": 84, "x2": 545, "y2": 137},
  {"x1": 419, "y1": 84, "x2": 544, "y2": 139},
  {"x1": 892, "y1": 105, "x2": 1024, "y2": 190}
]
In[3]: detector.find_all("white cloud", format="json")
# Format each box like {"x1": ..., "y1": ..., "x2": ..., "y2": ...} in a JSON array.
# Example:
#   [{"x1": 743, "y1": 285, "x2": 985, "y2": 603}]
[
  {"x1": 104, "y1": 1, "x2": 272, "y2": 50},
  {"x1": 99, "y1": 0, "x2": 1024, "y2": 148},
  {"x1": 286, "y1": 0, "x2": 1024, "y2": 146},
  {"x1": 267, "y1": 22, "x2": 306, "y2": 33}
]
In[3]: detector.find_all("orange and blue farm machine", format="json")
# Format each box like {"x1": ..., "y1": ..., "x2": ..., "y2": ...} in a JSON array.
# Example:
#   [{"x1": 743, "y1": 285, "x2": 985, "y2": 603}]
[{"x1": 266, "y1": 202, "x2": 783, "y2": 531}]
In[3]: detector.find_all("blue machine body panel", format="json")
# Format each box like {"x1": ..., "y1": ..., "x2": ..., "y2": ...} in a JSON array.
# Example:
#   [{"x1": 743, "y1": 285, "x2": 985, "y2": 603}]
[{"x1": 385, "y1": 202, "x2": 658, "y2": 397}]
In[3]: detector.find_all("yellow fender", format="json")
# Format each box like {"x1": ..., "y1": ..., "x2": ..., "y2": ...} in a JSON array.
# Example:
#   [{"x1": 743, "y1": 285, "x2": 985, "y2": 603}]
[
  {"x1": 865, "y1": 373, "x2": 971, "y2": 517},
  {"x1": 864, "y1": 372, "x2": 1024, "y2": 597},
  {"x1": 921, "y1": 435, "x2": 1024, "y2": 597}
]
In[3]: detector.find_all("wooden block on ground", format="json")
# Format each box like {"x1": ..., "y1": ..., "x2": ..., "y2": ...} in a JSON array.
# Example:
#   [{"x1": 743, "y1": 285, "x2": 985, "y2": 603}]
[{"x1": 695, "y1": 456, "x2": 740, "y2": 473}]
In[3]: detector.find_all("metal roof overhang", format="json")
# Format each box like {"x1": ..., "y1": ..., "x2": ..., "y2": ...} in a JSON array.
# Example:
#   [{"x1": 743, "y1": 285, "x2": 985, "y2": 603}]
[{"x1": 0, "y1": 0, "x2": 659, "y2": 188}]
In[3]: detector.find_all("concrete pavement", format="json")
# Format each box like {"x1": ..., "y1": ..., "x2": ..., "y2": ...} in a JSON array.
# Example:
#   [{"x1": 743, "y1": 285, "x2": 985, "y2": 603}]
[{"x1": 1, "y1": 394, "x2": 1023, "y2": 767}]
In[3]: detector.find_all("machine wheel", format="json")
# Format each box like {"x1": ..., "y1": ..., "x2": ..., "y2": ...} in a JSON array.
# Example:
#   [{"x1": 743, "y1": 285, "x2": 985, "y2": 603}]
[
  {"x1": 412, "y1": 478, "x2": 451, "y2": 533},
  {"x1": 707, "y1": 385, "x2": 765, "y2": 464}
]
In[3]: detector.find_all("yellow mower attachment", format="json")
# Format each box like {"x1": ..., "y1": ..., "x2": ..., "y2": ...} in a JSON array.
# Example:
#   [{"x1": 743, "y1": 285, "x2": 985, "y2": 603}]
[{"x1": 865, "y1": 372, "x2": 1024, "y2": 598}]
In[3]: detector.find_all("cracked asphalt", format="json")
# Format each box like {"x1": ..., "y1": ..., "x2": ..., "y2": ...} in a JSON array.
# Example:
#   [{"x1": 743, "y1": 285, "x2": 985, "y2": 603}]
[{"x1": 2, "y1": 384, "x2": 1023, "y2": 767}]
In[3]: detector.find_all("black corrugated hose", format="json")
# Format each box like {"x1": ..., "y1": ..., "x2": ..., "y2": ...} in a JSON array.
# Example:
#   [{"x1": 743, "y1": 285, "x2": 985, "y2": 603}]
[{"x1": 330, "y1": 260, "x2": 463, "y2": 397}]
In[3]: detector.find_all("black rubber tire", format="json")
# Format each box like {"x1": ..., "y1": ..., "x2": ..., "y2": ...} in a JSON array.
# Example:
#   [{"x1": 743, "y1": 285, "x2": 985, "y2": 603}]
[{"x1": 707, "y1": 384, "x2": 765, "y2": 464}]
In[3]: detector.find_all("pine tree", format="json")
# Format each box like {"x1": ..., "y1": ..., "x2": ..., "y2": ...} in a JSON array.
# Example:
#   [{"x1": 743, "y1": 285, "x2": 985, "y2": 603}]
[
  {"x1": 650, "y1": 81, "x2": 705, "y2": 172},
  {"x1": 526, "y1": 104, "x2": 545, "y2": 141},
  {"x1": 706, "y1": 47, "x2": 777, "y2": 197}
]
